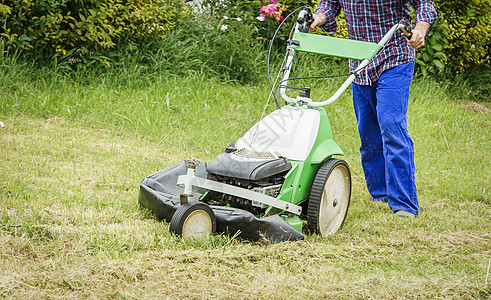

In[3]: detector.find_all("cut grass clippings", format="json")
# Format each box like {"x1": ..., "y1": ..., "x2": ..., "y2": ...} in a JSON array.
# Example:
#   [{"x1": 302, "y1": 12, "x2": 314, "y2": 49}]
[{"x1": 0, "y1": 67, "x2": 490, "y2": 298}]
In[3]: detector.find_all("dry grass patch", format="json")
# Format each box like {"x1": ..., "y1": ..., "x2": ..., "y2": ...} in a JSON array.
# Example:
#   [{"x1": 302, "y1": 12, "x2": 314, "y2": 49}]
[{"x1": 1, "y1": 113, "x2": 490, "y2": 299}]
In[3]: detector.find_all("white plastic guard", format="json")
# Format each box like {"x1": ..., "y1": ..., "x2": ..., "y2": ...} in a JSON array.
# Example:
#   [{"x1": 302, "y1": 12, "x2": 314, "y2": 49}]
[{"x1": 235, "y1": 105, "x2": 320, "y2": 161}]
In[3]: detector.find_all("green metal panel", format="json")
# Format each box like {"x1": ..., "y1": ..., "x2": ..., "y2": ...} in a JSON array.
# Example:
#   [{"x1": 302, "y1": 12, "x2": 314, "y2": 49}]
[
  {"x1": 311, "y1": 139, "x2": 343, "y2": 164},
  {"x1": 269, "y1": 107, "x2": 343, "y2": 218},
  {"x1": 282, "y1": 215, "x2": 303, "y2": 232},
  {"x1": 278, "y1": 160, "x2": 317, "y2": 205},
  {"x1": 259, "y1": 106, "x2": 344, "y2": 232},
  {"x1": 292, "y1": 32, "x2": 382, "y2": 60},
  {"x1": 269, "y1": 107, "x2": 344, "y2": 230}
]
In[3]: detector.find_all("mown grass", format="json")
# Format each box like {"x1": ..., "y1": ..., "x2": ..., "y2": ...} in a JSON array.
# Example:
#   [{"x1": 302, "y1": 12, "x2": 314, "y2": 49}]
[{"x1": 0, "y1": 57, "x2": 490, "y2": 298}]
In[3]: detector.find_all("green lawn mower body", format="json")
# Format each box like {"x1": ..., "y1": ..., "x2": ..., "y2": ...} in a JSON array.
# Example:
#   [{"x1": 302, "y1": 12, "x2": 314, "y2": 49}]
[{"x1": 139, "y1": 8, "x2": 411, "y2": 241}]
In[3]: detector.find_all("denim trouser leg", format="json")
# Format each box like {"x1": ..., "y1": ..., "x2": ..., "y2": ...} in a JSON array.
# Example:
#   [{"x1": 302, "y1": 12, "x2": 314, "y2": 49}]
[
  {"x1": 352, "y1": 62, "x2": 419, "y2": 215},
  {"x1": 351, "y1": 83, "x2": 388, "y2": 201}
]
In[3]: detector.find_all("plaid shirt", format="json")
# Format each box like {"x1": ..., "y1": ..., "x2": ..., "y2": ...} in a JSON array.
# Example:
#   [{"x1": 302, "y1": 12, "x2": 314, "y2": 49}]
[{"x1": 315, "y1": 0, "x2": 437, "y2": 85}]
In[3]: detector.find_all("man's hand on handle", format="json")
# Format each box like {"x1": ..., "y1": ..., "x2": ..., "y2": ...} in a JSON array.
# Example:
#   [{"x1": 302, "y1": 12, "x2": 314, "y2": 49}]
[
  {"x1": 309, "y1": 13, "x2": 327, "y2": 32},
  {"x1": 405, "y1": 21, "x2": 431, "y2": 49}
]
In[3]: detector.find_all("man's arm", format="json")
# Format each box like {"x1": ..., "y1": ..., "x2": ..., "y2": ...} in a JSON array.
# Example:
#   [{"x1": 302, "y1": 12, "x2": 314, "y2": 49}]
[
  {"x1": 408, "y1": 0, "x2": 438, "y2": 49},
  {"x1": 407, "y1": 21, "x2": 431, "y2": 49},
  {"x1": 310, "y1": 13, "x2": 327, "y2": 32},
  {"x1": 310, "y1": 0, "x2": 341, "y2": 33}
]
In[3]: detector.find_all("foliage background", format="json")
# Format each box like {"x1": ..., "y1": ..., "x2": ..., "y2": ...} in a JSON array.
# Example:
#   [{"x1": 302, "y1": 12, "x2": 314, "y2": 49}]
[
  {"x1": 0, "y1": 0, "x2": 489, "y2": 86},
  {"x1": 434, "y1": 0, "x2": 490, "y2": 72},
  {"x1": 0, "y1": 0, "x2": 187, "y2": 66}
]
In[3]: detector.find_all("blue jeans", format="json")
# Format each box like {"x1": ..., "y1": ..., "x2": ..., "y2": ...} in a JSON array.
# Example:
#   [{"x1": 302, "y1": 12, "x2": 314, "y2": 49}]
[{"x1": 352, "y1": 62, "x2": 418, "y2": 215}]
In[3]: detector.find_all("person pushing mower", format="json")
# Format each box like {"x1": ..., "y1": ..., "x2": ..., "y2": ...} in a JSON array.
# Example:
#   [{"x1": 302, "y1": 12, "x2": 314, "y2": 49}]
[{"x1": 310, "y1": 0, "x2": 437, "y2": 217}]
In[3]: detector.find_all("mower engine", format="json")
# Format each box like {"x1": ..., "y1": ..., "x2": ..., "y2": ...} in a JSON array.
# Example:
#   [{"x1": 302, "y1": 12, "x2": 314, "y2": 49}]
[{"x1": 205, "y1": 147, "x2": 291, "y2": 215}]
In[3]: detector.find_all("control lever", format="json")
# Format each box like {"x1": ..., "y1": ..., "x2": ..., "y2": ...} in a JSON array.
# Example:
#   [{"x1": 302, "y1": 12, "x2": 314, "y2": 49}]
[
  {"x1": 296, "y1": 7, "x2": 313, "y2": 33},
  {"x1": 400, "y1": 19, "x2": 413, "y2": 40}
]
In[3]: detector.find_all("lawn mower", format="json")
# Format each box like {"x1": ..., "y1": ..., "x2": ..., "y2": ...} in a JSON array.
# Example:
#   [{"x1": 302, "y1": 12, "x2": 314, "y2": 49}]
[{"x1": 139, "y1": 7, "x2": 412, "y2": 242}]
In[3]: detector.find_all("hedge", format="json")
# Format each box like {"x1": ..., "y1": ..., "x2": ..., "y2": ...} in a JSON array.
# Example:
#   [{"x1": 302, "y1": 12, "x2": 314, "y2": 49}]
[
  {"x1": 0, "y1": 0, "x2": 489, "y2": 73},
  {"x1": 0, "y1": 0, "x2": 187, "y2": 65},
  {"x1": 434, "y1": 0, "x2": 490, "y2": 72}
]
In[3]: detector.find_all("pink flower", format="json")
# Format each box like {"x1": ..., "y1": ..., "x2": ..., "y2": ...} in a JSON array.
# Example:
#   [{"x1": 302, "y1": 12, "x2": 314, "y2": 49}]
[
  {"x1": 265, "y1": 4, "x2": 277, "y2": 15},
  {"x1": 259, "y1": 1, "x2": 285, "y2": 21}
]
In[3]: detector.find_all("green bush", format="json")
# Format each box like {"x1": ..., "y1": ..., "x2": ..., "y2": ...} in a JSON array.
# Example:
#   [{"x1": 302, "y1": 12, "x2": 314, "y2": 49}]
[
  {"x1": 0, "y1": 0, "x2": 187, "y2": 65},
  {"x1": 56, "y1": 0, "x2": 271, "y2": 84},
  {"x1": 435, "y1": 0, "x2": 490, "y2": 72},
  {"x1": 415, "y1": 19, "x2": 449, "y2": 76},
  {"x1": 414, "y1": 0, "x2": 490, "y2": 75},
  {"x1": 154, "y1": 11, "x2": 268, "y2": 83}
]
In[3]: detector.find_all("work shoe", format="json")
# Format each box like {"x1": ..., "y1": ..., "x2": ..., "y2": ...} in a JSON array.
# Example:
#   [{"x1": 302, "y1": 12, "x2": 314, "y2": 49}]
[{"x1": 394, "y1": 210, "x2": 416, "y2": 218}]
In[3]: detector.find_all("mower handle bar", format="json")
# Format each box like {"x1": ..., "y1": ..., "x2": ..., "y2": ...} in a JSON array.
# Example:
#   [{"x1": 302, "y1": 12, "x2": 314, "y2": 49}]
[{"x1": 279, "y1": 22, "x2": 409, "y2": 107}]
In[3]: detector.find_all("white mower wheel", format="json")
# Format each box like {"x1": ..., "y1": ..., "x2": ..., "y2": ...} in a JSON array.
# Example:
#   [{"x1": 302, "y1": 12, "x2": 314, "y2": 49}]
[
  {"x1": 169, "y1": 202, "x2": 216, "y2": 239},
  {"x1": 307, "y1": 158, "x2": 351, "y2": 236}
]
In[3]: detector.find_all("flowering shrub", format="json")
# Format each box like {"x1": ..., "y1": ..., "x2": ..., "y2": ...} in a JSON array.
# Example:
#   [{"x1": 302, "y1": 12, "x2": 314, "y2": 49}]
[
  {"x1": 218, "y1": 15, "x2": 246, "y2": 33},
  {"x1": 257, "y1": 1, "x2": 287, "y2": 22},
  {"x1": 254, "y1": 0, "x2": 289, "y2": 42}
]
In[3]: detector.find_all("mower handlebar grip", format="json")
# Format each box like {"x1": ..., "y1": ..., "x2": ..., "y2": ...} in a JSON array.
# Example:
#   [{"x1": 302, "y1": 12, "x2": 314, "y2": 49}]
[
  {"x1": 296, "y1": 7, "x2": 313, "y2": 33},
  {"x1": 400, "y1": 19, "x2": 413, "y2": 40}
]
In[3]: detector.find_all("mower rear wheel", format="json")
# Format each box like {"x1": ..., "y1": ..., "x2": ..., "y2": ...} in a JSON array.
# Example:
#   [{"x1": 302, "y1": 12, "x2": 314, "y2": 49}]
[
  {"x1": 307, "y1": 159, "x2": 351, "y2": 236},
  {"x1": 169, "y1": 202, "x2": 216, "y2": 239}
]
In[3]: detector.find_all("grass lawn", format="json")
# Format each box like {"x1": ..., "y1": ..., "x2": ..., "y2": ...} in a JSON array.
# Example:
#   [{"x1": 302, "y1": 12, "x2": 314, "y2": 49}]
[{"x1": 0, "y1": 68, "x2": 490, "y2": 298}]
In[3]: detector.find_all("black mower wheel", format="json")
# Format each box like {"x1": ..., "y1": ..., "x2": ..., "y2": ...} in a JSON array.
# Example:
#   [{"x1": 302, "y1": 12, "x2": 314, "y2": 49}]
[
  {"x1": 169, "y1": 202, "x2": 216, "y2": 239},
  {"x1": 307, "y1": 158, "x2": 351, "y2": 236}
]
